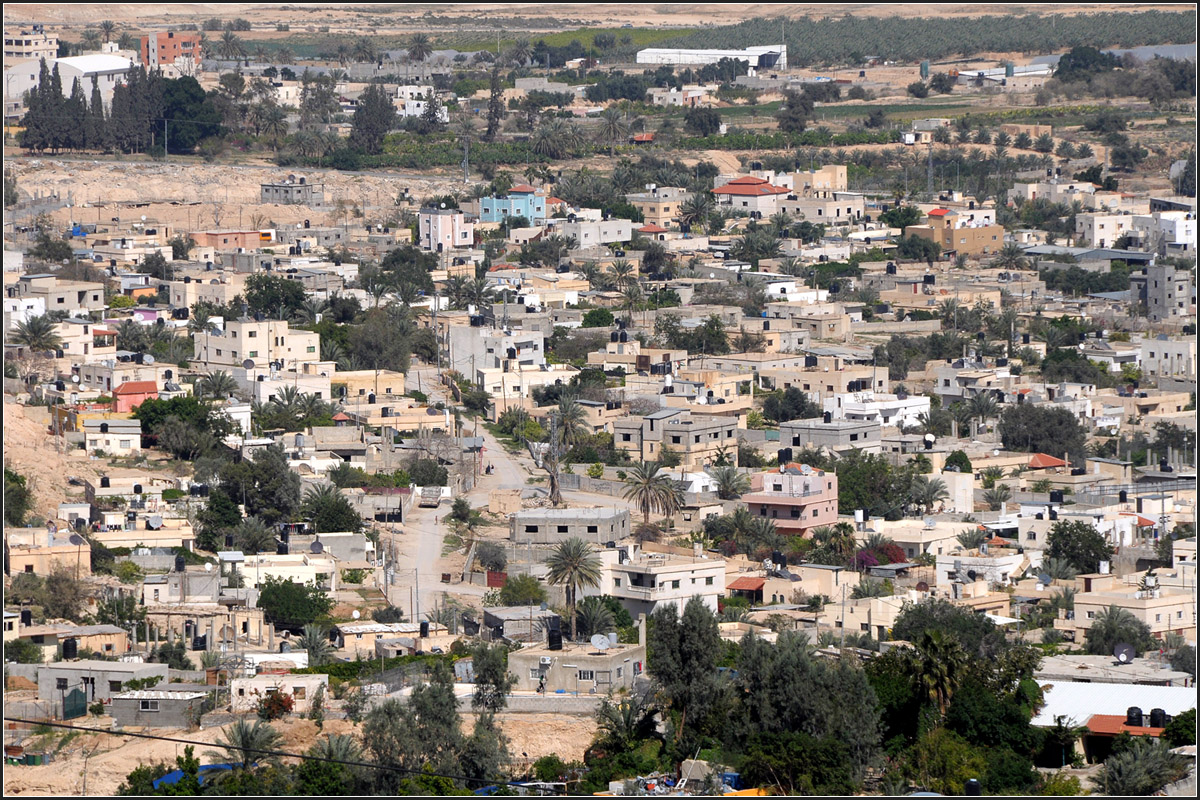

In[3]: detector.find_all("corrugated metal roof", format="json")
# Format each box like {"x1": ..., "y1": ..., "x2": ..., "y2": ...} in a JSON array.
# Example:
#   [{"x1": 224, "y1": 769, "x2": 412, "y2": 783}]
[
  {"x1": 114, "y1": 690, "x2": 208, "y2": 700},
  {"x1": 1032, "y1": 681, "x2": 1197, "y2": 727}
]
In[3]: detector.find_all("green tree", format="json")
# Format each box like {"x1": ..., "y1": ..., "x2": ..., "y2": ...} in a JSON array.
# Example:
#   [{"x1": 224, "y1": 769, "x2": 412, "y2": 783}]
[
  {"x1": 581, "y1": 308, "x2": 615, "y2": 328},
  {"x1": 89, "y1": 594, "x2": 147, "y2": 628},
  {"x1": 684, "y1": 107, "x2": 722, "y2": 136},
  {"x1": 4, "y1": 468, "x2": 33, "y2": 526},
  {"x1": 10, "y1": 315, "x2": 63, "y2": 353},
  {"x1": 208, "y1": 719, "x2": 284, "y2": 769},
  {"x1": 498, "y1": 573, "x2": 548, "y2": 606},
  {"x1": 302, "y1": 483, "x2": 363, "y2": 533},
  {"x1": 218, "y1": 445, "x2": 302, "y2": 525},
  {"x1": 545, "y1": 538, "x2": 602, "y2": 642},
  {"x1": 944, "y1": 450, "x2": 973, "y2": 474},
  {"x1": 741, "y1": 731, "x2": 856, "y2": 796},
  {"x1": 708, "y1": 465, "x2": 750, "y2": 500},
  {"x1": 998, "y1": 404, "x2": 1087, "y2": 463},
  {"x1": 244, "y1": 272, "x2": 306, "y2": 317},
  {"x1": 407, "y1": 33, "x2": 433, "y2": 63},
  {"x1": 1163, "y1": 708, "x2": 1196, "y2": 747},
  {"x1": 257, "y1": 575, "x2": 333, "y2": 631},
  {"x1": 907, "y1": 81, "x2": 930, "y2": 98},
  {"x1": 775, "y1": 89, "x2": 813, "y2": 133},
  {"x1": 348, "y1": 83, "x2": 397, "y2": 155},
  {"x1": 1046, "y1": 519, "x2": 1115, "y2": 575},
  {"x1": 469, "y1": 640, "x2": 516, "y2": 713},
  {"x1": 1095, "y1": 737, "x2": 1188, "y2": 796},
  {"x1": 299, "y1": 623, "x2": 333, "y2": 666}
]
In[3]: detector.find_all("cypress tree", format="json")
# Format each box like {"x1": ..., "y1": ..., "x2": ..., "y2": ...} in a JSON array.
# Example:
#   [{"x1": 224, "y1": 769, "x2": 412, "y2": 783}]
[
  {"x1": 87, "y1": 76, "x2": 107, "y2": 152},
  {"x1": 47, "y1": 64, "x2": 65, "y2": 152},
  {"x1": 21, "y1": 58, "x2": 52, "y2": 152},
  {"x1": 65, "y1": 78, "x2": 87, "y2": 151},
  {"x1": 484, "y1": 64, "x2": 504, "y2": 142},
  {"x1": 109, "y1": 82, "x2": 134, "y2": 152}
]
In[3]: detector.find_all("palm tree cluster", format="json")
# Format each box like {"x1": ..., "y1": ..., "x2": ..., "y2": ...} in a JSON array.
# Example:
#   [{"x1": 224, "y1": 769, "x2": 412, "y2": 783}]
[
  {"x1": 545, "y1": 537, "x2": 602, "y2": 642},
  {"x1": 622, "y1": 462, "x2": 685, "y2": 527},
  {"x1": 252, "y1": 385, "x2": 339, "y2": 433}
]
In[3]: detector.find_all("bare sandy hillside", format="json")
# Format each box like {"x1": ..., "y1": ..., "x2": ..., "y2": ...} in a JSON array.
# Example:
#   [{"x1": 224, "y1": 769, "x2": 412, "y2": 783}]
[{"x1": 2, "y1": 712, "x2": 597, "y2": 796}]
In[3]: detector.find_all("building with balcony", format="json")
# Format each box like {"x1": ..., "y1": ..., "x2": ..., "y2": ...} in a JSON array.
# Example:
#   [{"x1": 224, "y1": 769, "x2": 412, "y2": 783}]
[
  {"x1": 582, "y1": 543, "x2": 726, "y2": 618},
  {"x1": 741, "y1": 463, "x2": 839, "y2": 537},
  {"x1": 479, "y1": 184, "x2": 547, "y2": 224},
  {"x1": 4, "y1": 26, "x2": 57, "y2": 62},
  {"x1": 822, "y1": 391, "x2": 930, "y2": 429},
  {"x1": 419, "y1": 208, "x2": 475, "y2": 252},
  {"x1": 626, "y1": 186, "x2": 691, "y2": 227},
  {"x1": 905, "y1": 208, "x2": 1004, "y2": 257},
  {"x1": 140, "y1": 31, "x2": 202, "y2": 74}
]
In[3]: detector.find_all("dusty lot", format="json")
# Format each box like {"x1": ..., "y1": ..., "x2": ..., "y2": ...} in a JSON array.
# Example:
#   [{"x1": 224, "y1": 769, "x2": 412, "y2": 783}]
[{"x1": 2, "y1": 712, "x2": 597, "y2": 796}]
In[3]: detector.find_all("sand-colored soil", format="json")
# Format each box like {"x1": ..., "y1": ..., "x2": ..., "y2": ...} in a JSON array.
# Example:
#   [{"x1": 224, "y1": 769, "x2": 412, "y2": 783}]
[{"x1": 2, "y1": 712, "x2": 597, "y2": 796}]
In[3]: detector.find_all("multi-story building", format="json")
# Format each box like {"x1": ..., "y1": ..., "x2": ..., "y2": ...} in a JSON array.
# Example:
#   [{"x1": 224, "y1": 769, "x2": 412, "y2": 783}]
[
  {"x1": 192, "y1": 318, "x2": 320, "y2": 371},
  {"x1": 82, "y1": 418, "x2": 142, "y2": 457},
  {"x1": 446, "y1": 323, "x2": 545, "y2": 377},
  {"x1": 741, "y1": 463, "x2": 839, "y2": 537},
  {"x1": 626, "y1": 186, "x2": 690, "y2": 228},
  {"x1": 1140, "y1": 336, "x2": 1195, "y2": 391},
  {"x1": 778, "y1": 192, "x2": 864, "y2": 225},
  {"x1": 779, "y1": 416, "x2": 882, "y2": 454},
  {"x1": 509, "y1": 507, "x2": 631, "y2": 545},
  {"x1": 8, "y1": 274, "x2": 106, "y2": 315},
  {"x1": 1072, "y1": 574, "x2": 1196, "y2": 645},
  {"x1": 613, "y1": 408, "x2": 738, "y2": 470},
  {"x1": 822, "y1": 391, "x2": 930, "y2": 429},
  {"x1": 905, "y1": 208, "x2": 1005, "y2": 257},
  {"x1": 508, "y1": 639, "x2": 647, "y2": 694},
  {"x1": 713, "y1": 176, "x2": 791, "y2": 216},
  {"x1": 479, "y1": 184, "x2": 547, "y2": 224},
  {"x1": 419, "y1": 208, "x2": 475, "y2": 252},
  {"x1": 583, "y1": 543, "x2": 726, "y2": 618},
  {"x1": 5, "y1": 54, "x2": 134, "y2": 110},
  {"x1": 3, "y1": 26, "x2": 58, "y2": 62},
  {"x1": 1131, "y1": 262, "x2": 1197, "y2": 323},
  {"x1": 790, "y1": 165, "x2": 847, "y2": 198},
  {"x1": 140, "y1": 31, "x2": 202, "y2": 75},
  {"x1": 1132, "y1": 211, "x2": 1197, "y2": 255},
  {"x1": 1075, "y1": 212, "x2": 1135, "y2": 249}
]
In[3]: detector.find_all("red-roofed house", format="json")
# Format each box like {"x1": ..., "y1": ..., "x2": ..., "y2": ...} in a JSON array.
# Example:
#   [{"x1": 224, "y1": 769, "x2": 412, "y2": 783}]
[
  {"x1": 904, "y1": 206, "x2": 1004, "y2": 257},
  {"x1": 111, "y1": 380, "x2": 160, "y2": 413},
  {"x1": 631, "y1": 132, "x2": 655, "y2": 144},
  {"x1": 1027, "y1": 453, "x2": 1068, "y2": 470},
  {"x1": 638, "y1": 223, "x2": 670, "y2": 241},
  {"x1": 713, "y1": 176, "x2": 791, "y2": 215}
]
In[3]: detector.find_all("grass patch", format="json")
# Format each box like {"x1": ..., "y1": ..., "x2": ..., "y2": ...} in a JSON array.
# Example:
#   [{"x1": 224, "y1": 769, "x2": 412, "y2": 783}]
[{"x1": 442, "y1": 532, "x2": 464, "y2": 555}]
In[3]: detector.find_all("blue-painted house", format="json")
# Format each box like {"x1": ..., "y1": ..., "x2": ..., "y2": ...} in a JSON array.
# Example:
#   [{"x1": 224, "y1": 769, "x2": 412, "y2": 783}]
[{"x1": 479, "y1": 184, "x2": 546, "y2": 224}]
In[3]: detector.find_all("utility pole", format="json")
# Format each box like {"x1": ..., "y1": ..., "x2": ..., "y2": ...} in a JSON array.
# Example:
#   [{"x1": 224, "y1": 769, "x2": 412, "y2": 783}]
[
  {"x1": 163, "y1": 118, "x2": 168, "y2": 161},
  {"x1": 839, "y1": 581, "x2": 847, "y2": 649}
]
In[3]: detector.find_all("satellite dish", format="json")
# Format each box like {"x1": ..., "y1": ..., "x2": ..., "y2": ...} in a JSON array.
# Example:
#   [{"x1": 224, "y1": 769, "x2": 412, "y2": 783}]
[
  {"x1": 242, "y1": 359, "x2": 256, "y2": 370},
  {"x1": 1038, "y1": 573, "x2": 1052, "y2": 586},
  {"x1": 204, "y1": 563, "x2": 213, "y2": 572},
  {"x1": 352, "y1": 610, "x2": 361, "y2": 620},
  {"x1": 924, "y1": 433, "x2": 935, "y2": 442},
  {"x1": 590, "y1": 634, "x2": 611, "y2": 652},
  {"x1": 1113, "y1": 643, "x2": 1135, "y2": 664},
  {"x1": 141, "y1": 215, "x2": 147, "y2": 221},
  {"x1": 915, "y1": 581, "x2": 929, "y2": 592},
  {"x1": 311, "y1": 541, "x2": 324, "y2": 553},
  {"x1": 68, "y1": 534, "x2": 84, "y2": 546},
  {"x1": 71, "y1": 375, "x2": 79, "y2": 383},
  {"x1": 993, "y1": 449, "x2": 1001, "y2": 456},
  {"x1": 142, "y1": 354, "x2": 155, "y2": 364}
]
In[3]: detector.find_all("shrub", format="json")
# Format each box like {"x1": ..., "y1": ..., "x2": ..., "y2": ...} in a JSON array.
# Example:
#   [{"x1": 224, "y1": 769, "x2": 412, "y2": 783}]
[
  {"x1": 257, "y1": 689, "x2": 295, "y2": 720},
  {"x1": 587, "y1": 463, "x2": 604, "y2": 479}
]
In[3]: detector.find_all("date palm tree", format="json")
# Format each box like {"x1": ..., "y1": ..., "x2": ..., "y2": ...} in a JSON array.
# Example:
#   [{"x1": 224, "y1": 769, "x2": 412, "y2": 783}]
[
  {"x1": 851, "y1": 576, "x2": 889, "y2": 599},
  {"x1": 217, "y1": 30, "x2": 247, "y2": 61},
  {"x1": 990, "y1": 242, "x2": 1030, "y2": 271},
  {"x1": 208, "y1": 719, "x2": 284, "y2": 769},
  {"x1": 555, "y1": 396, "x2": 589, "y2": 451},
  {"x1": 955, "y1": 527, "x2": 988, "y2": 551},
  {"x1": 261, "y1": 106, "x2": 289, "y2": 151},
  {"x1": 233, "y1": 516, "x2": 275, "y2": 555},
  {"x1": 575, "y1": 596, "x2": 615, "y2": 640},
  {"x1": 968, "y1": 392, "x2": 997, "y2": 427},
  {"x1": 300, "y1": 623, "x2": 333, "y2": 666},
  {"x1": 910, "y1": 476, "x2": 950, "y2": 515},
  {"x1": 915, "y1": 629, "x2": 968, "y2": 719},
  {"x1": 407, "y1": 33, "x2": 433, "y2": 63},
  {"x1": 1084, "y1": 605, "x2": 1152, "y2": 657},
  {"x1": 677, "y1": 193, "x2": 714, "y2": 233},
  {"x1": 11, "y1": 315, "x2": 63, "y2": 353},
  {"x1": 82, "y1": 30, "x2": 103, "y2": 51},
  {"x1": 545, "y1": 537, "x2": 602, "y2": 642},
  {"x1": 609, "y1": 259, "x2": 636, "y2": 291},
  {"x1": 199, "y1": 370, "x2": 238, "y2": 401},
  {"x1": 622, "y1": 461, "x2": 679, "y2": 526},
  {"x1": 708, "y1": 465, "x2": 750, "y2": 500},
  {"x1": 983, "y1": 484, "x2": 1012, "y2": 511},
  {"x1": 507, "y1": 38, "x2": 533, "y2": 67},
  {"x1": 596, "y1": 107, "x2": 629, "y2": 157},
  {"x1": 99, "y1": 20, "x2": 116, "y2": 43}
]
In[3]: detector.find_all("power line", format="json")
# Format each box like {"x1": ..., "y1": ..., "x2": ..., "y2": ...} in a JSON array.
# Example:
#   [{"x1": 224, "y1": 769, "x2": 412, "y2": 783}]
[{"x1": 1, "y1": 716, "x2": 563, "y2": 794}]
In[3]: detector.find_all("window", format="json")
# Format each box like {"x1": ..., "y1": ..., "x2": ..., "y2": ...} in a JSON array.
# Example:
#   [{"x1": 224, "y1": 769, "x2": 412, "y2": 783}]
[
  {"x1": 529, "y1": 668, "x2": 541, "y2": 680},
  {"x1": 1087, "y1": 611, "x2": 1095, "y2": 619},
  {"x1": 578, "y1": 670, "x2": 594, "y2": 681},
  {"x1": 139, "y1": 699, "x2": 160, "y2": 711},
  {"x1": 705, "y1": 576, "x2": 713, "y2": 586},
  {"x1": 1026, "y1": 532, "x2": 1037, "y2": 541},
  {"x1": 671, "y1": 580, "x2": 680, "y2": 589},
  {"x1": 557, "y1": 525, "x2": 568, "y2": 533},
  {"x1": 1155, "y1": 614, "x2": 1161, "y2": 623},
  {"x1": 307, "y1": 346, "x2": 316, "y2": 353},
  {"x1": 525, "y1": 525, "x2": 538, "y2": 533},
  {"x1": 587, "y1": 525, "x2": 598, "y2": 533},
  {"x1": 621, "y1": 433, "x2": 631, "y2": 442},
  {"x1": 294, "y1": 687, "x2": 307, "y2": 700},
  {"x1": 57, "y1": 678, "x2": 69, "y2": 691},
  {"x1": 614, "y1": 578, "x2": 622, "y2": 587}
]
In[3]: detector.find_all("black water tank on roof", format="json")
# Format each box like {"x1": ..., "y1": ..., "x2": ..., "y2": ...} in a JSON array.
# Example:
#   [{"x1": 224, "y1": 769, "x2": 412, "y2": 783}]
[
  {"x1": 175, "y1": 555, "x2": 186, "y2": 573},
  {"x1": 1149, "y1": 708, "x2": 1167, "y2": 728},
  {"x1": 1126, "y1": 706, "x2": 1143, "y2": 727},
  {"x1": 420, "y1": 621, "x2": 430, "y2": 638},
  {"x1": 100, "y1": 476, "x2": 110, "y2": 488},
  {"x1": 62, "y1": 638, "x2": 78, "y2": 660},
  {"x1": 21, "y1": 609, "x2": 33, "y2": 626},
  {"x1": 823, "y1": 411, "x2": 832, "y2": 423}
]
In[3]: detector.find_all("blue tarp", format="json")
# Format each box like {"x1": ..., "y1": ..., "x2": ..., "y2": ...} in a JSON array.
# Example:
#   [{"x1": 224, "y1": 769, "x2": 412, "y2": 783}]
[{"x1": 152, "y1": 763, "x2": 237, "y2": 789}]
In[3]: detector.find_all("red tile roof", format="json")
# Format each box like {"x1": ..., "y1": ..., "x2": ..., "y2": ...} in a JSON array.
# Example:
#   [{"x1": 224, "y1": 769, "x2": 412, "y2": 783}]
[
  {"x1": 638, "y1": 224, "x2": 669, "y2": 233},
  {"x1": 632, "y1": 132, "x2": 655, "y2": 142},
  {"x1": 509, "y1": 184, "x2": 537, "y2": 193},
  {"x1": 331, "y1": 412, "x2": 351, "y2": 421},
  {"x1": 728, "y1": 577, "x2": 766, "y2": 592},
  {"x1": 714, "y1": 181, "x2": 790, "y2": 197},
  {"x1": 726, "y1": 176, "x2": 768, "y2": 185},
  {"x1": 928, "y1": 208, "x2": 952, "y2": 217},
  {"x1": 1121, "y1": 512, "x2": 1157, "y2": 528},
  {"x1": 546, "y1": 197, "x2": 565, "y2": 205},
  {"x1": 1027, "y1": 453, "x2": 1068, "y2": 469},
  {"x1": 112, "y1": 381, "x2": 158, "y2": 395},
  {"x1": 1086, "y1": 714, "x2": 1164, "y2": 737}
]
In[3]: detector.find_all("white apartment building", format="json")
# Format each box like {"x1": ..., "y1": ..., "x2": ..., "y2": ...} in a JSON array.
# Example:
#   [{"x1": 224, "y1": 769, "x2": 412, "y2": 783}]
[
  {"x1": 192, "y1": 318, "x2": 320, "y2": 371},
  {"x1": 822, "y1": 391, "x2": 931, "y2": 428},
  {"x1": 3, "y1": 26, "x2": 58, "y2": 62},
  {"x1": 560, "y1": 218, "x2": 633, "y2": 247},
  {"x1": 1132, "y1": 211, "x2": 1197, "y2": 254},
  {"x1": 419, "y1": 209, "x2": 475, "y2": 252},
  {"x1": 239, "y1": 553, "x2": 340, "y2": 594},
  {"x1": 3, "y1": 295, "x2": 46, "y2": 330},
  {"x1": 1074, "y1": 212, "x2": 1134, "y2": 249},
  {"x1": 446, "y1": 324, "x2": 545, "y2": 378},
  {"x1": 582, "y1": 544, "x2": 726, "y2": 619}
]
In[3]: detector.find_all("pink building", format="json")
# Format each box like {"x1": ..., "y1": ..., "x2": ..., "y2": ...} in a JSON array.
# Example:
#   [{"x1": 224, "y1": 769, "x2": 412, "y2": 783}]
[
  {"x1": 111, "y1": 380, "x2": 159, "y2": 413},
  {"x1": 419, "y1": 208, "x2": 475, "y2": 252},
  {"x1": 742, "y1": 463, "x2": 839, "y2": 537}
]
